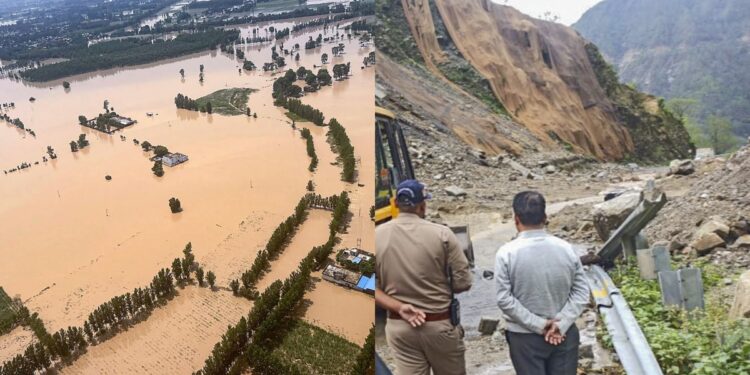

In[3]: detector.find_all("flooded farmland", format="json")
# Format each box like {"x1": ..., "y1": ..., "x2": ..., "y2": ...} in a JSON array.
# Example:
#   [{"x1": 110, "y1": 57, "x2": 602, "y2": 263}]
[{"x1": 0, "y1": 15, "x2": 374, "y2": 369}]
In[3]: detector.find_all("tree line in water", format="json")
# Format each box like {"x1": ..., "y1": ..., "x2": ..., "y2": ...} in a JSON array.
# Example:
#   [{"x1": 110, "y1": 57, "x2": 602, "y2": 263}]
[
  {"x1": 284, "y1": 98, "x2": 326, "y2": 126},
  {"x1": 196, "y1": 191, "x2": 352, "y2": 375},
  {"x1": 328, "y1": 118, "x2": 356, "y2": 182},
  {"x1": 20, "y1": 30, "x2": 239, "y2": 82},
  {"x1": 0, "y1": 243, "x2": 219, "y2": 375},
  {"x1": 232, "y1": 195, "x2": 310, "y2": 299},
  {"x1": 300, "y1": 128, "x2": 318, "y2": 172},
  {"x1": 0, "y1": 114, "x2": 34, "y2": 137},
  {"x1": 175, "y1": 93, "x2": 214, "y2": 113}
]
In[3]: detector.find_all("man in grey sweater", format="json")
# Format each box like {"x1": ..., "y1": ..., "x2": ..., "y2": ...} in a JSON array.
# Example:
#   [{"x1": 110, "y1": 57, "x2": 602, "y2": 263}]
[{"x1": 494, "y1": 191, "x2": 589, "y2": 375}]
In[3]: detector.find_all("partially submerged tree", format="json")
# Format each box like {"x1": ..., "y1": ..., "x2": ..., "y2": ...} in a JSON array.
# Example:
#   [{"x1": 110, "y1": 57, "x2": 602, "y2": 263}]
[{"x1": 169, "y1": 197, "x2": 182, "y2": 213}]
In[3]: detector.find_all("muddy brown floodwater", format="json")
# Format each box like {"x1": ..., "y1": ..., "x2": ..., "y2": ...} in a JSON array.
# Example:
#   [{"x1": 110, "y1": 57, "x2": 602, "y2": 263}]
[{"x1": 0, "y1": 16, "x2": 374, "y2": 367}]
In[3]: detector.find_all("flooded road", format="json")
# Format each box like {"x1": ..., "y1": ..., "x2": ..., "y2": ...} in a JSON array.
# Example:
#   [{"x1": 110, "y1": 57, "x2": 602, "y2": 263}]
[{"x1": 0, "y1": 15, "x2": 374, "y2": 364}]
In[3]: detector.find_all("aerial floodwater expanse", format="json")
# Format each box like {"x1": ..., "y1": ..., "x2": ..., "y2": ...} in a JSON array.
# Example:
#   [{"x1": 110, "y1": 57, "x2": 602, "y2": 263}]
[{"x1": 0, "y1": 0, "x2": 375, "y2": 373}]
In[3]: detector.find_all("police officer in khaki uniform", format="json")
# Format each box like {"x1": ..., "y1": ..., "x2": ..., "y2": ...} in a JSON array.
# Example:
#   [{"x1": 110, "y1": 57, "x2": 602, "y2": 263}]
[{"x1": 375, "y1": 179, "x2": 473, "y2": 375}]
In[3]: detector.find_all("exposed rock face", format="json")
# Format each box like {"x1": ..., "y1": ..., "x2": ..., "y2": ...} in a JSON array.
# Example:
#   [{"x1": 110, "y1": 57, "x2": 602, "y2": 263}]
[
  {"x1": 592, "y1": 192, "x2": 641, "y2": 241},
  {"x1": 391, "y1": 0, "x2": 694, "y2": 162},
  {"x1": 730, "y1": 270, "x2": 750, "y2": 319}
]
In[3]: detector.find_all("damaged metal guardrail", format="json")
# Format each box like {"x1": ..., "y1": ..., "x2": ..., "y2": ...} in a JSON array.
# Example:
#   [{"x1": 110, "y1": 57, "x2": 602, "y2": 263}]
[
  {"x1": 598, "y1": 183, "x2": 668, "y2": 262},
  {"x1": 586, "y1": 184, "x2": 667, "y2": 375},
  {"x1": 586, "y1": 265, "x2": 663, "y2": 375}
]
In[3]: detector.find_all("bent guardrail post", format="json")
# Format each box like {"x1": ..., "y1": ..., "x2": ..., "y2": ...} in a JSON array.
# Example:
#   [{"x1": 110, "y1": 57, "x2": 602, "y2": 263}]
[
  {"x1": 598, "y1": 184, "x2": 667, "y2": 263},
  {"x1": 586, "y1": 265, "x2": 664, "y2": 375},
  {"x1": 586, "y1": 181, "x2": 667, "y2": 374}
]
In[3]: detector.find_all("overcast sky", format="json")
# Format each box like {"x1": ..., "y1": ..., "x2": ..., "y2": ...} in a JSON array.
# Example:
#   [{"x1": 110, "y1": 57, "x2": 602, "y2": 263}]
[{"x1": 492, "y1": 0, "x2": 604, "y2": 25}]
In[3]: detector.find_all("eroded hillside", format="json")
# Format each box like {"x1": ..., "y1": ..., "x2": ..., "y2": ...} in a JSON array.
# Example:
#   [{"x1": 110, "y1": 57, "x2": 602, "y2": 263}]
[{"x1": 378, "y1": 0, "x2": 695, "y2": 163}]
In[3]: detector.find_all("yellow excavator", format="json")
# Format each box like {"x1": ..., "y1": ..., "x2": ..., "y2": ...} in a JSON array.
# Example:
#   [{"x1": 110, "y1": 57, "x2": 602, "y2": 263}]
[
  {"x1": 375, "y1": 106, "x2": 415, "y2": 224},
  {"x1": 374, "y1": 106, "x2": 475, "y2": 265}
]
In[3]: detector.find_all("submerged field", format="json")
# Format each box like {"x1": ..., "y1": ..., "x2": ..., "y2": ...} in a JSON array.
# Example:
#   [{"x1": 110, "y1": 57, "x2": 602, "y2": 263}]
[{"x1": 269, "y1": 319, "x2": 361, "y2": 374}]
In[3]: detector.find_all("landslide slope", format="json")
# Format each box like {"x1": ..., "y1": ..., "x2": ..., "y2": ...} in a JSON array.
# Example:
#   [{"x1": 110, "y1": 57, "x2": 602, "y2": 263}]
[{"x1": 379, "y1": 0, "x2": 694, "y2": 163}]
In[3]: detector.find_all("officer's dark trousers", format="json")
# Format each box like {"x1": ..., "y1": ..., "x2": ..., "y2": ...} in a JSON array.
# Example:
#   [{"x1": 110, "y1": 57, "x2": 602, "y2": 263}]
[{"x1": 505, "y1": 325, "x2": 579, "y2": 375}]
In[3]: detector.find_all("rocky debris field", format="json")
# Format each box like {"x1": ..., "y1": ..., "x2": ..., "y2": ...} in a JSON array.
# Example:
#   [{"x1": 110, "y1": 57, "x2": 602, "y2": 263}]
[
  {"x1": 645, "y1": 141, "x2": 750, "y2": 271},
  {"x1": 398, "y1": 120, "x2": 651, "y2": 221}
]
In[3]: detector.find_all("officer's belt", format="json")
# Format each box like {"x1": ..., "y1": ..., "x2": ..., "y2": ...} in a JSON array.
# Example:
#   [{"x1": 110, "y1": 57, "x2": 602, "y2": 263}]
[{"x1": 388, "y1": 310, "x2": 450, "y2": 321}]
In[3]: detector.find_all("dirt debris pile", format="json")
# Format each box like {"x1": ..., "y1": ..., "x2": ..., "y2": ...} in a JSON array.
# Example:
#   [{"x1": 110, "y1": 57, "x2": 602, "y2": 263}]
[{"x1": 644, "y1": 141, "x2": 750, "y2": 268}]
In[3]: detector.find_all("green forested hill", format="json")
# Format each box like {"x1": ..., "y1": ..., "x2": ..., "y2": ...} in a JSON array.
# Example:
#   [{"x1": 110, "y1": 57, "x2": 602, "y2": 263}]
[{"x1": 574, "y1": 0, "x2": 750, "y2": 138}]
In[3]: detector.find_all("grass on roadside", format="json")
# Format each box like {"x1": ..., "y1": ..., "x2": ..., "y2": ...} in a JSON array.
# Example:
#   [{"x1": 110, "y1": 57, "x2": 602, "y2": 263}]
[{"x1": 604, "y1": 262, "x2": 750, "y2": 375}]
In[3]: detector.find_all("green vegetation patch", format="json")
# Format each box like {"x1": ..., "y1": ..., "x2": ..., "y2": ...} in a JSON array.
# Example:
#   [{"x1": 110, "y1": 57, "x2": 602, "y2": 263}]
[
  {"x1": 0, "y1": 287, "x2": 18, "y2": 335},
  {"x1": 195, "y1": 88, "x2": 257, "y2": 116},
  {"x1": 437, "y1": 60, "x2": 508, "y2": 116},
  {"x1": 284, "y1": 111, "x2": 309, "y2": 122},
  {"x1": 584, "y1": 42, "x2": 695, "y2": 163},
  {"x1": 606, "y1": 262, "x2": 750, "y2": 374},
  {"x1": 429, "y1": 0, "x2": 508, "y2": 116},
  {"x1": 375, "y1": 0, "x2": 424, "y2": 65},
  {"x1": 269, "y1": 319, "x2": 360, "y2": 374}
]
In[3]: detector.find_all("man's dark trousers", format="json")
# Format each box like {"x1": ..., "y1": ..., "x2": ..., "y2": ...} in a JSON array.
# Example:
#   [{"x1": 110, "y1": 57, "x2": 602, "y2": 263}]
[{"x1": 505, "y1": 325, "x2": 579, "y2": 375}]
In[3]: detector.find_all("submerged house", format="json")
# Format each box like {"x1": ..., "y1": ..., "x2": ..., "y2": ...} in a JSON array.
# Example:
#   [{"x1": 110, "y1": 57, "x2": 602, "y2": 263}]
[
  {"x1": 161, "y1": 152, "x2": 188, "y2": 167},
  {"x1": 321, "y1": 264, "x2": 375, "y2": 295}
]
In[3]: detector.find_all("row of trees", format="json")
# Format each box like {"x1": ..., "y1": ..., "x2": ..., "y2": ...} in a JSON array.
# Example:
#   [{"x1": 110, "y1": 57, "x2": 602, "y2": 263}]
[
  {"x1": 300, "y1": 128, "x2": 318, "y2": 172},
  {"x1": 0, "y1": 243, "x2": 222, "y2": 375},
  {"x1": 1, "y1": 114, "x2": 35, "y2": 137},
  {"x1": 84, "y1": 267, "x2": 174, "y2": 342},
  {"x1": 349, "y1": 19, "x2": 373, "y2": 33},
  {"x1": 327, "y1": 118, "x2": 356, "y2": 182},
  {"x1": 0, "y1": 303, "x2": 81, "y2": 375},
  {"x1": 196, "y1": 191, "x2": 352, "y2": 374},
  {"x1": 284, "y1": 99, "x2": 325, "y2": 126},
  {"x1": 275, "y1": 28, "x2": 290, "y2": 39},
  {"x1": 232, "y1": 195, "x2": 310, "y2": 298},
  {"x1": 291, "y1": 13, "x2": 356, "y2": 34},
  {"x1": 21, "y1": 30, "x2": 240, "y2": 82},
  {"x1": 1, "y1": 114, "x2": 25, "y2": 130},
  {"x1": 175, "y1": 93, "x2": 200, "y2": 111}
]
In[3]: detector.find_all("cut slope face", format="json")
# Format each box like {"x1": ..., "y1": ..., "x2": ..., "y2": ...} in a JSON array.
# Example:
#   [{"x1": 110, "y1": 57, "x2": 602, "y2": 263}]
[
  {"x1": 387, "y1": 0, "x2": 694, "y2": 162},
  {"x1": 422, "y1": 0, "x2": 631, "y2": 159}
]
